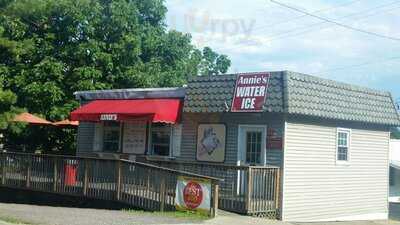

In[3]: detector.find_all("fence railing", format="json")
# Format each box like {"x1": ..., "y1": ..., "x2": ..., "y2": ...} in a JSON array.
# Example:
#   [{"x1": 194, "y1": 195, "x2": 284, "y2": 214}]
[
  {"x1": 141, "y1": 159, "x2": 280, "y2": 218},
  {"x1": 0, "y1": 152, "x2": 221, "y2": 217}
]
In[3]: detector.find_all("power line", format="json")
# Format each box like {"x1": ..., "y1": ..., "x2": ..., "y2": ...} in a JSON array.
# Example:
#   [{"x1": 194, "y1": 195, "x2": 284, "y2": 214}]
[
  {"x1": 218, "y1": 1, "x2": 400, "y2": 52},
  {"x1": 269, "y1": 0, "x2": 400, "y2": 42},
  {"x1": 251, "y1": 0, "x2": 362, "y2": 32},
  {"x1": 316, "y1": 55, "x2": 400, "y2": 73},
  {"x1": 265, "y1": 3, "x2": 400, "y2": 42}
]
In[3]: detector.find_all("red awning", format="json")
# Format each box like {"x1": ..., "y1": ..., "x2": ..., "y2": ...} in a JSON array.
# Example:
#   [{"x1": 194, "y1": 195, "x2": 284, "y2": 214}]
[{"x1": 70, "y1": 99, "x2": 182, "y2": 124}]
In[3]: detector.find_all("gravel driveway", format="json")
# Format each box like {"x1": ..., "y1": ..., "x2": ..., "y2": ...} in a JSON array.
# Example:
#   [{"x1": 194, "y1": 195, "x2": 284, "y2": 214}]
[
  {"x1": 0, "y1": 203, "x2": 193, "y2": 225},
  {"x1": 0, "y1": 203, "x2": 399, "y2": 225}
]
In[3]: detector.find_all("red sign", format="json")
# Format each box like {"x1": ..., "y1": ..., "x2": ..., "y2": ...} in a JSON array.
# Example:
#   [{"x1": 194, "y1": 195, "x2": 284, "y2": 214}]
[
  {"x1": 183, "y1": 181, "x2": 203, "y2": 209},
  {"x1": 231, "y1": 73, "x2": 270, "y2": 112},
  {"x1": 267, "y1": 128, "x2": 283, "y2": 149}
]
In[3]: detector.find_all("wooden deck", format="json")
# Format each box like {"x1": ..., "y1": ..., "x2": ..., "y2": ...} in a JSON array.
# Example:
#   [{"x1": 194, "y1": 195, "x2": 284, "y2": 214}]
[
  {"x1": 0, "y1": 152, "x2": 220, "y2": 217},
  {"x1": 141, "y1": 159, "x2": 281, "y2": 218}
]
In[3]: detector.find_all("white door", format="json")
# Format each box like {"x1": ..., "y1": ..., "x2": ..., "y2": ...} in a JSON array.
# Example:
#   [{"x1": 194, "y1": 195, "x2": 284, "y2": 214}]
[
  {"x1": 238, "y1": 125, "x2": 267, "y2": 166},
  {"x1": 237, "y1": 125, "x2": 267, "y2": 195}
]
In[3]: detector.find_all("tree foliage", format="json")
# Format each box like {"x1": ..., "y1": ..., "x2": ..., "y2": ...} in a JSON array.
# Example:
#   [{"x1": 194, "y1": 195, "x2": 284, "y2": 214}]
[{"x1": 0, "y1": 0, "x2": 231, "y2": 153}]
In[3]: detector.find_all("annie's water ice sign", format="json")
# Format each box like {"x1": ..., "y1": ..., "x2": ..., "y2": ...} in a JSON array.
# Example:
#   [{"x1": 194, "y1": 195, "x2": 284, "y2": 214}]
[{"x1": 231, "y1": 73, "x2": 270, "y2": 112}]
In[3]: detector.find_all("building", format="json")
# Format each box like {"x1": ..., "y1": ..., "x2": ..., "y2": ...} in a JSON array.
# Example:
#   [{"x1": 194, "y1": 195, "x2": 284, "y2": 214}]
[
  {"x1": 70, "y1": 71, "x2": 400, "y2": 222},
  {"x1": 390, "y1": 139, "x2": 400, "y2": 202}
]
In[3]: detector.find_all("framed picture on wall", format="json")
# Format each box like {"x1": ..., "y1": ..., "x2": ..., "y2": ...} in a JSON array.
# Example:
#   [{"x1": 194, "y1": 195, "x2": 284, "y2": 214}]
[{"x1": 196, "y1": 124, "x2": 226, "y2": 162}]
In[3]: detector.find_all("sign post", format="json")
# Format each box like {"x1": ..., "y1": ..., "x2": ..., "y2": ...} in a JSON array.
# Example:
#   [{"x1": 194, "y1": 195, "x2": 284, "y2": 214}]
[{"x1": 231, "y1": 73, "x2": 270, "y2": 112}]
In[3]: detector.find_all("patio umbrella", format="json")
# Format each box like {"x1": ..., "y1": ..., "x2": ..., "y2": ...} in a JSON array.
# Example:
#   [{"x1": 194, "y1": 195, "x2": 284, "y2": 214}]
[
  {"x1": 10, "y1": 112, "x2": 52, "y2": 152},
  {"x1": 13, "y1": 112, "x2": 52, "y2": 125},
  {"x1": 53, "y1": 119, "x2": 79, "y2": 127}
]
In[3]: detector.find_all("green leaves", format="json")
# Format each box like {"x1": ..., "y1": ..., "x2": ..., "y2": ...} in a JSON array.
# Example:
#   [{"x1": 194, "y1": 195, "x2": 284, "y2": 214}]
[
  {"x1": 197, "y1": 47, "x2": 231, "y2": 76},
  {"x1": 0, "y1": 0, "x2": 231, "y2": 154}
]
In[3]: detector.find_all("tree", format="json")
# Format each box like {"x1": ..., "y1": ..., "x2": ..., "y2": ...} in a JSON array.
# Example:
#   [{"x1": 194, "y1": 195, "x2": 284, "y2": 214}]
[
  {"x1": 0, "y1": 0, "x2": 231, "y2": 153},
  {"x1": 0, "y1": 86, "x2": 21, "y2": 130},
  {"x1": 197, "y1": 47, "x2": 231, "y2": 76}
]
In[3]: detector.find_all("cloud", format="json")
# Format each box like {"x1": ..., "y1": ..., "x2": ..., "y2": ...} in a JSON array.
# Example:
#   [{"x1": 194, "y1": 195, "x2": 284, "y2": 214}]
[{"x1": 166, "y1": 0, "x2": 400, "y2": 97}]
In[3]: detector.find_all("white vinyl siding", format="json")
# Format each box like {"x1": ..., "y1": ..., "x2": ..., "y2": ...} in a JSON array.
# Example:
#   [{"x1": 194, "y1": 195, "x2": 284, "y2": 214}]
[{"x1": 282, "y1": 122, "x2": 389, "y2": 222}]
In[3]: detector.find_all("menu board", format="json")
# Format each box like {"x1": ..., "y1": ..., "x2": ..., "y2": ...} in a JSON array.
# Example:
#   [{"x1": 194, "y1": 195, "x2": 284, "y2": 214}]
[{"x1": 123, "y1": 121, "x2": 147, "y2": 154}]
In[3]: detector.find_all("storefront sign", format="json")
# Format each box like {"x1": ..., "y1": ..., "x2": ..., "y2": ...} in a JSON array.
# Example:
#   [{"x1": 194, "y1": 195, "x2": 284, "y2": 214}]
[
  {"x1": 100, "y1": 114, "x2": 117, "y2": 121},
  {"x1": 175, "y1": 176, "x2": 211, "y2": 215},
  {"x1": 196, "y1": 124, "x2": 226, "y2": 162},
  {"x1": 231, "y1": 73, "x2": 270, "y2": 112}
]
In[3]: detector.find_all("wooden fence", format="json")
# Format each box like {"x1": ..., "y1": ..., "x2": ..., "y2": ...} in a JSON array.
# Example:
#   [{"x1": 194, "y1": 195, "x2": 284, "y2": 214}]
[
  {"x1": 0, "y1": 152, "x2": 221, "y2": 217},
  {"x1": 142, "y1": 159, "x2": 280, "y2": 218}
]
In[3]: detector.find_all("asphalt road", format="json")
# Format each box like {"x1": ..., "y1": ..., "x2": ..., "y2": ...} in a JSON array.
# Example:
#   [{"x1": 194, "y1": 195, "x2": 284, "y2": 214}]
[
  {"x1": 0, "y1": 203, "x2": 192, "y2": 225},
  {"x1": 0, "y1": 203, "x2": 399, "y2": 225}
]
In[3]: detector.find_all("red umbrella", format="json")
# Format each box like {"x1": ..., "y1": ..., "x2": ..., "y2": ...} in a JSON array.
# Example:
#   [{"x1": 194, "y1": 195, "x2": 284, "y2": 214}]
[{"x1": 13, "y1": 112, "x2": 52, "y2": 125}]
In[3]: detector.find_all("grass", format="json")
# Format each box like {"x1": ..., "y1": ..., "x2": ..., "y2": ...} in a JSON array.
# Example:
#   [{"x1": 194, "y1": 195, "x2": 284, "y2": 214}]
[
  {"x1": 0, "y1": 215, "x2": 35, "y2": 225},
  {"x1": 123, "y1": 209, "x2": 210, "y2": 221}
]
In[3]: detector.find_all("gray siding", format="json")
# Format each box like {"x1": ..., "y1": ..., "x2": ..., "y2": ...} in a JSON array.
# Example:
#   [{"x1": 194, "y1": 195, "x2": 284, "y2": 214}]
[
  {"x1": 282, "y1": 121, "x2": 390, "y2": 222},
  {"x1": 76, "y1": 122, "x2": 95, "y2": 154},
  {"x1": 76, "y1": 112, "x2": 285, "y2": 166},
  {"x1": 179, "y1": 112, "x2": 284, "y2": 165}
]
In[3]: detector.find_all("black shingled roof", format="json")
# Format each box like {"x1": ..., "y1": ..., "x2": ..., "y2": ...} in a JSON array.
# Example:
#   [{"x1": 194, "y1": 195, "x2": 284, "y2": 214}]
[{"x1": 184, "y1": 71, "x2": 400, "y2": 126}]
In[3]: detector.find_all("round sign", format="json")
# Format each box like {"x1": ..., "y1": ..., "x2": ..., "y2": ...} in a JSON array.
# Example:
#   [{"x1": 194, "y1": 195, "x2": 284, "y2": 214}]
[{"x1": 183, "y1": 181, "x2": 203, "y2": 209}]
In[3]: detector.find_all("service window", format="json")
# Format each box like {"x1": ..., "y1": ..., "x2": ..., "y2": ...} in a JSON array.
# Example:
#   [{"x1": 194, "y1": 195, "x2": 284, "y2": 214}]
[
  {"x1": 337, "y1": 128, "x2": 351, "y2": 163},
  {"x1": 103, "y1": 121, "x2": 121, "y2": 152},
  {"x1": 150, "y1": 123, "x2": 171, "y2": 156}
]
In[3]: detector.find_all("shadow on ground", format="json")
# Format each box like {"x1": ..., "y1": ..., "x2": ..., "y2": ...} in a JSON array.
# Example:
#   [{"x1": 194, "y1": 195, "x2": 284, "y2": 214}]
[{"x1": 0, "y1": 187, "x2": 135, "y2": 211}]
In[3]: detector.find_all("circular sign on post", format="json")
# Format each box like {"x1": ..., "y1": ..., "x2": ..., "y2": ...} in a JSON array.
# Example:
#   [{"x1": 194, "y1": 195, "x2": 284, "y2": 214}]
[{"x1": 183, "y1": 181, "x2": 203, "y2": 209}]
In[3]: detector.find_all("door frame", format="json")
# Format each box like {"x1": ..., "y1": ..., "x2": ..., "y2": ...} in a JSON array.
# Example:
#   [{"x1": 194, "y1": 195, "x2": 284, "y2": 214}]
[{"x1": 237, "y1": 124, "x2": 268, "y2": 166}]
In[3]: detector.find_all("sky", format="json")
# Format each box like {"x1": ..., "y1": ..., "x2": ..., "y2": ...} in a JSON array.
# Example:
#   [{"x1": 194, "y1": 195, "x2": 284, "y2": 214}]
[{"x1": 165, "y1": 0, "x2": 400, "y2": 101}]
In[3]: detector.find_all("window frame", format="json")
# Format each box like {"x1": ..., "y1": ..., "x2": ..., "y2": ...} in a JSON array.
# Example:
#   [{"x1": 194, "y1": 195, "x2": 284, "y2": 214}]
[
  {"x1": 148, "y1": 123, "x2": 173, "y2": 157},
  {"x1": 245, "y1": 130, "x2": 263, "y2": 165},
  {"x1": 336, "y1": 128, "x2": 351, "y2": 165},
  {"x1": 237, "y1": 124, "x2": 267, "y2": 166},
  {"x1": 102, "y1": 121, "x2": 123, "y2": 153}
]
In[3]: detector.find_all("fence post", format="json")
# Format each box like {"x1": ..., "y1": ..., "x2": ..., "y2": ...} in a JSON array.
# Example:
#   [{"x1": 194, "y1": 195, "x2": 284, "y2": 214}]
[
  {"x1": 53, "y1": 158, "x2": 57, "y2": 192},
  {"x1": 1, "y1": 154, "x2": 5, "y2": 185},
  {"x1": 26, "y1": 157, "x2": 31, "y2": 188},
  {"x1": 245, "y1": 167, "x2": 253, "y2": 214},
  {"x1": 116, "y1": 160, "x2": 122, "y2": 201},
  {"x1": 211, "y1": 182, "x2": 219, "y2": 218},
  {"x1": 83, "y1": 159, "x2": 89, "y2": 196},
  {"x1": 274, "y1": 168, "x2": 281, "y2": 212},
  {"x1": 159, "y1": 175, "x2": 166, "y2": 212}
]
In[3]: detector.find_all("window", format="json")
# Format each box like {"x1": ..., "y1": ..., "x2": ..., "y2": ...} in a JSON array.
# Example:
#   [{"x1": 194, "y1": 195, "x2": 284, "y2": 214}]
[
  {"x1": 150, "y1": 123, "x2": 171, "y2": 156},
  {"x1": 390, "y1": 167, "x2": 395, "y2": 186},
  {"x1": 103, "y1": 121, "x2": 121, "y2": 152},
  {"x1": 245, "y1": 131, "x2": 262, "y2": 165},
  {"x1": 337, "y1": 128, "x2": 350, "y2": 163}
]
